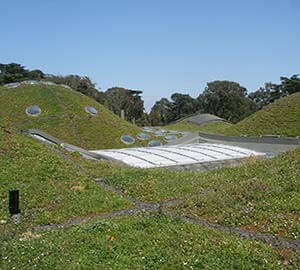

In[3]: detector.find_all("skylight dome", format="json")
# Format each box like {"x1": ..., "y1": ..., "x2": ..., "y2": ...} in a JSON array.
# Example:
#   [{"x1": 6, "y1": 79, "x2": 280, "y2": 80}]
[
  {"x1": 137, "y1": 133, "x2": 150, "y2": 140},
  {"x1": 148, "y1": 140, "x2": 162, "y2": 147},
  {"x1": 121, "y1": 135, "x2": 135, "y2": 144},
  {"x1": 85, "y1": 106, "x2": 98, "y2": 115},
  {"x1": 26, "y1": 105, "x2": 41, "y2": 116},
  {"x1": 154, "y1": 130, "x2": 164, "y2": 136},
  {"x1": 164, "y1": 135, "x2": 177, "y2": 141}
]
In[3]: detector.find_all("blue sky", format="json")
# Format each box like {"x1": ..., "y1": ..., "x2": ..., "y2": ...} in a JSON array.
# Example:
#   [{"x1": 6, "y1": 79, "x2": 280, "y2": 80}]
[{"x1": 1, "y1": 0, "x2": 299, "y2": 111}]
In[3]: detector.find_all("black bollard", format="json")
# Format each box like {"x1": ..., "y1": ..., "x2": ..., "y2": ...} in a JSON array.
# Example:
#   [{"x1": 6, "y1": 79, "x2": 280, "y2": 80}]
[{"x1": 9, "y1": 190, "x2": 20, "y2": 216}]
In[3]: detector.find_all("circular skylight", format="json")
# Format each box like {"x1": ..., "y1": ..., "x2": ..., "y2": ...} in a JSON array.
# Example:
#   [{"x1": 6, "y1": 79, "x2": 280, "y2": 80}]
[
  {"x1": 121, "y1": 135, "x2": 135, "y2": 145},
  {"x1": 26, "y1": 105, "x2": 41, "y2": 116},
  {"x1": 148, "y1": 140, "x2": 162, "y2": 147},
  {"x1": 85, "y1": 106, "x2": 98, "y2": 115},
  {"x1": 154, "y1": 130, "x2": 164, "y2": 136},
  {"x1": 142, "y1": 127, "x2": 155, "y2": 133},
  {"x1": 137, "y1": 133, "x2": 150, "y2": 140},
  {"x1": 164, "y1": 135, "x2": 177, "y2": 141}
]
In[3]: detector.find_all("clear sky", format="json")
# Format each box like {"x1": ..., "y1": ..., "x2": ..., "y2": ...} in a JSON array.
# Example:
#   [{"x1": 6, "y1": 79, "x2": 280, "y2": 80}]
[{"x1": 1, "y1": 0, "x2": 299, "y2": 111}]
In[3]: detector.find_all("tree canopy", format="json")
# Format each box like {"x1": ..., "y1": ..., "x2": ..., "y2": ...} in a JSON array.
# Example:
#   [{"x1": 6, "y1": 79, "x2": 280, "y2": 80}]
[
  {"x1": 149, "y1": 93, "x2": 198, "y2": 125},
  {"x1": 105, "y1": 87, "x2": 144, "y2": 122},
  {"x1": 0, "y1": 63, "x2": 44, "y2": 84},
  {"x1": 197, "y1": 80, "x2": 256, "y2": 123},
  {"x1": 249, "y1": 74, "x2": 300, "y2": 109}
]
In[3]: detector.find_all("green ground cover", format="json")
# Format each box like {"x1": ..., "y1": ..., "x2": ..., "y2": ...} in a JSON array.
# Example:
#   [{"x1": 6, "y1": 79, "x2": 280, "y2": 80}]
[
  {"x1": 0, "y1": 84, "x2": 150, "y2": 149},
  {"x1": 72, "y1": 148, "x2": 300, "y2": 239},
  {"x1": 165, "y1": 120, "x2": 232, "y2": 134},
  {"x1": 220, "y1": 92, "x2": 300, "y2": 137},
  {"x1": 1, "y1": 90, "x2": 300, "y2": 268},
  {"x1": 0, "y1": 126, "x2": 131, "y2": 235},
  {"x1": 2, "y1": 213, "x2": 299, "y2": 269},
  {"x1": 164, "y1": 93, "x2": 300, "y2": 137}
]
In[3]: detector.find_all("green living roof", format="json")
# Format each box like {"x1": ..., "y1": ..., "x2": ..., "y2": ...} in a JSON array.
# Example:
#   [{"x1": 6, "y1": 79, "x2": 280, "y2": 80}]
[
  {"x1": 221, "y1": 92, "x2": 300, "y2": 137},
  {"x1": 0, "y1": 82, "x2": 149, "y2": 149}
]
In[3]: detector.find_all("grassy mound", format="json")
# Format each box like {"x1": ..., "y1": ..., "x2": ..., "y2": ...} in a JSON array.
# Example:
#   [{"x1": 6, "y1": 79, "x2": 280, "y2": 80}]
[
  {"x1": 165, "y1": 119, "x2": 232, "y2": 133},
  {"x1": 165, "y1": 93, "x2": 300, "y2": 137},
  {"x1": 221, "y1": 92, "x2": 300, "y2": 137},
  {"x1": 0, "y1": 83, "x2": 148, "y2": 149},
  {"x1": 0, "y1": 125, "x2": 130, "y2": 233}
]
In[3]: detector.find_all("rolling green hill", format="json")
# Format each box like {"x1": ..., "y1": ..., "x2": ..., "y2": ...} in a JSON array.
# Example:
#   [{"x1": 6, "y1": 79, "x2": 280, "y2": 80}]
[
  {"x1": 165, "y1": 119, "x2": 232, "y2": 134},
  {"x1": 0, "y1": 82, "x2": 148, "y2": 149},
  {"x1": 220, "y1": 92, "x2": 300, "y2": 137},
  {"x1": 165, "y1": 93, "x2": 300, "y2": 137}
]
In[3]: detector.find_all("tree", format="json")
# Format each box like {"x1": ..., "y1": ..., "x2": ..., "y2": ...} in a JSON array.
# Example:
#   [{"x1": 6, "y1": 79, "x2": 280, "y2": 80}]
[
  {"x1": 149, "y1": 110, "x2": 162, "y2": 126},
  {"x1": 249, "y1": 75, "x2": 300, "y2": 110},
  {"x1": 149, "y1": 98, "x2": 173, "y2": 124},
  {"x1": 280, "y1": 74, "x2": 300, "y2": 95},
  {"x1": 248, "y1": 83, "x2": 275, "y2": 109},
  {"x1": 169, "y1": 93, "x2": 198, "y2": 120},
  {"x1": 105, "y1": 87, "x2": 144, "y2": 122},
  {"x1": 45, "y1": 74, "x2": 100, "y2": 98},
  {"x1": 198, "y1": 80, "x2": 256, "y2": 123},
  {"x1": 0, "y1": 63, "x2": 46, "y2": 85},
  {"x1": 136, "y1": 112, "x2": 150, "y2": 126},
  {"x1": 29, "y1": 69, "x2": 45, "y2": 80}
]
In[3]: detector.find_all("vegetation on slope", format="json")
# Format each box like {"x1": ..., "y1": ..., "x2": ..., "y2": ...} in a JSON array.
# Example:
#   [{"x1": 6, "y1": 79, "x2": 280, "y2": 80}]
[
  {"x1": 0, "y1": 83, "x2": 152, "y2": 149},
  {"x1": 220, "y1": 92, "x2": 300, "y2": 137},
  {"x1": 165, "y1": 120, "x2": 232, "y2": 133},
  {"x1": 3, "y1": 213, "x2": 299, "y2": 269},
  {"x1": 0, "y1": 125, "x2": 130, "y2": 234},
  {"x1": 164, "y1": 93, "x2": 300, "y2": 137},
  {"x1": 1, "y1": 125, "x2": 299, "y2": 267},
  {"x1": 73, "y1": 148, "x2": 300, "y2": 240}
]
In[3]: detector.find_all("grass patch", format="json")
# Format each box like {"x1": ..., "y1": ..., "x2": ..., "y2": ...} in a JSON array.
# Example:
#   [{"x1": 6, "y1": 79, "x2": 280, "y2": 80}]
[
  {"x1": 164, "y1": 93, "x2": 300, "y2": 137},
  {"x1": 2, "y1": 213, "x2": 299, "y2": 269},
  {"x1": 0, "y1": 84, "x2": 148, "y2": 149},
  {"x1": 71, "y1": 148, "x2": 300, "y2": 239},
  {"x1": 165, "y1": 120, "x2": 232, "y2": 134},
  {"x1": 169, "y1": 151, "x2": 300, "y2": 239},
  {"x1": 220, "y1": 92, "x2": 300, "y2": 137},
  {"x1": 0, "y1": 127, "x2": 131, "y2": 234}
]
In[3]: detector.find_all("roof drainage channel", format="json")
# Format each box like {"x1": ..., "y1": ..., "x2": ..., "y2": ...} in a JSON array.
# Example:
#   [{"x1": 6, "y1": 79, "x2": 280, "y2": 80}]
[
  {"x1": 25, "y1": 129, "x2": 118, "y2": 162},
  {"x1": 30, "y1": 134, "x2": 55, "y2": 145}
]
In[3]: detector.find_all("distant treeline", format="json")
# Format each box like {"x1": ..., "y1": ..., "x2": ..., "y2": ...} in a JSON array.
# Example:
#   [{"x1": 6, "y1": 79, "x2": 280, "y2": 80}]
[{"x1": 1, "y1": 63, "x2": 299, "y2": 125}]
